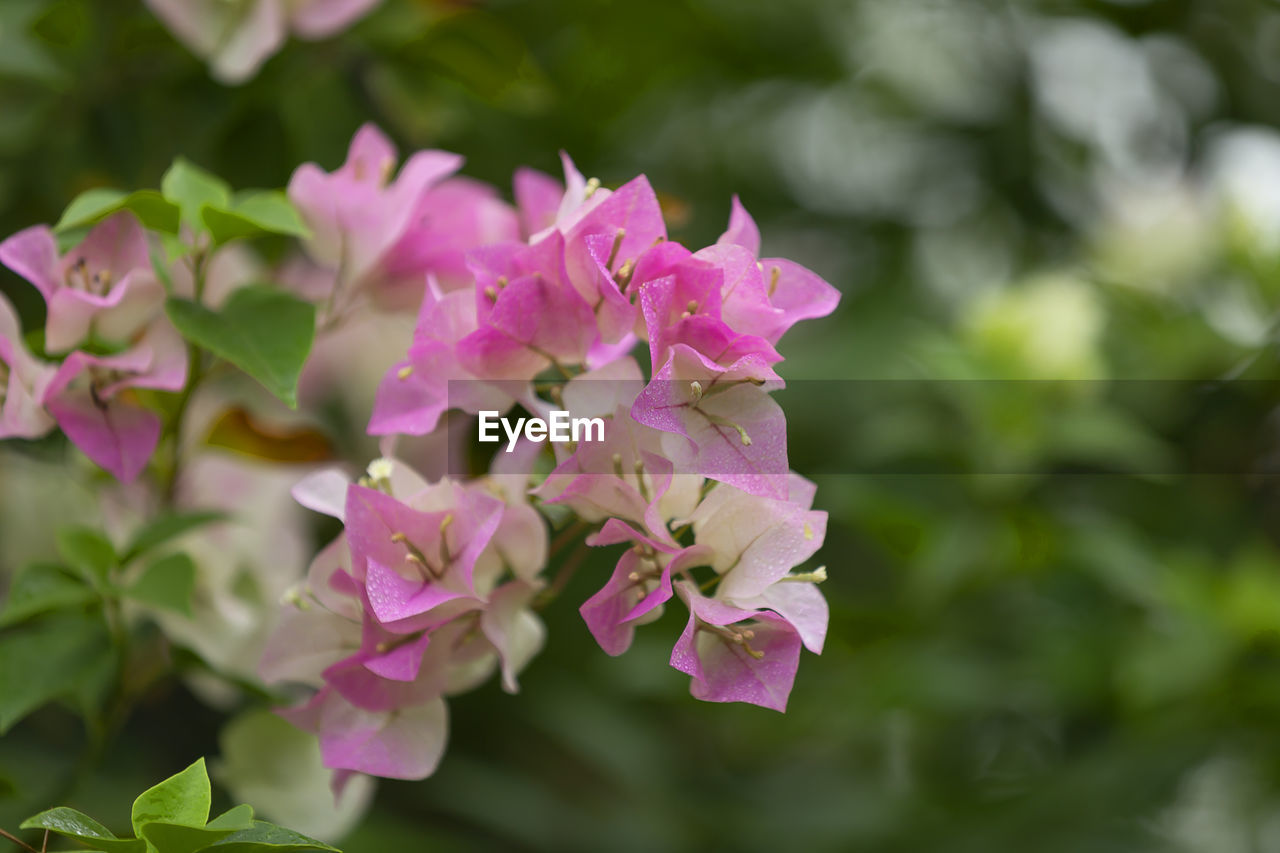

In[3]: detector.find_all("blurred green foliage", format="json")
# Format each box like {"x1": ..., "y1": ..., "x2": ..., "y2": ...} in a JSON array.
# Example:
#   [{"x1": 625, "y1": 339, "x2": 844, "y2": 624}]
[{"x1": 6, "y1": 0, "x2": 1280, "y2": 851}]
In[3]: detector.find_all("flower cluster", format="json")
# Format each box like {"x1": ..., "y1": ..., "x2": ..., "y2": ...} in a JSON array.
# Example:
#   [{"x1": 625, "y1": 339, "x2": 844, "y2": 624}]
[
  {"x1": 261, "y1": 457, "x2": 546, "y2": 782},
  {"x1": 0, "y1": 121, "x2": 837, "y2": 786},
  {"x1": 0, "y1": 213, "x2": 188, "y2": 482},
  {"x1": 260, "y1": 126, "x2": 839, "y2": 781}
]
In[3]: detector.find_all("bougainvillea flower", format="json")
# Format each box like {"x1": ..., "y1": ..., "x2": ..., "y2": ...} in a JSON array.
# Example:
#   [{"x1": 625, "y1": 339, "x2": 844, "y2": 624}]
[
  {"x1": 631, "y1": 344, "x2": 788, "y2": 499},
  {"x1": 257, "y1": 155, "x2": 837, "y2": 782},
  {"x1": 279, "y1": 688, "x2": 447, "y2": 781},
  {"x1": 479, "y1": 580, "x2": 546, "y2": 693},
  {"x1": 261, "y1": 534, "x2": 363, "y2": 686},
  {"x1": 380, "y1": 178, "x2": 520, "y2": 294},
  {"x1": 535, "y1": 402, "x2": 703, "y2": 528},
  {"x1": 581, "y1": 519, "x2": 712, "y2": 656},
  {"x1": 368, "y1": 276, "x2": 520, "y2": 436},
  {"x1": 513, "y1": 166, "x2": 564, "y2": 238},
  {"x1": 320, "y1": 620, "x2": 442, "y2": 712},
  {"x1": 0, "y1": 212, "x2": 164, "y2": 353},
  {"x1": 634, "y1": 257, "x2": 733, "y2": 369},
  {"x1": 0, "y1": 293, "x2": 56, "y2": 440},
  {"x1": 288, "y1": 124, "x2": 462, "y2": 306},
  {"x1": 714, "y1": 197, "x2": 841, "y2": 343},
  {"x1": 718, "y1": 195, "x2": 762, "y2": 252},
  {"x1": 524, "y1": 152, "x2": 594, "y2": 239},
  {"x1": 146, "y1": 0, "x2": 383, "y2": 84},
  {"x1": 345, "y1": 481, "x2": 503, "y2": 631},
  {"x1": 457, "y1": 231, "x2": 599, "y2": 380},
  {"x1": 563, "y1": 175, "x2": 667, "y2": 343},
  {"x1": 670, "y1": 582, "x2": 802, "y2": 712},
  {"x1": 729, "y1": 580, "x2": 828, "y2": 656},
  {"x1": 42, "y1": 321, "x2": 188, "y2": 482},
  {"x1": 686, "y1": 474, "x2": 828, "y2": 600}
]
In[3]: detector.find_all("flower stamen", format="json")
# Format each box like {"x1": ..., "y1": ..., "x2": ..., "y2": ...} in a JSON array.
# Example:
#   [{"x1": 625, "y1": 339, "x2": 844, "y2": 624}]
[{"x1": 606, "y1": 228, "x2": 626, "y2": 270}]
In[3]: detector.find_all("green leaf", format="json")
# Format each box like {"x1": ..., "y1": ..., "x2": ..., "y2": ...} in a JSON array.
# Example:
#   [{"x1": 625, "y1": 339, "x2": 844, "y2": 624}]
[
  {"x1": 202, "y1": 192, "x2": 311, "y2": 246},
  {"x1": 123, "y1": 552, "x2": 196, "y2": 616},
  {"x1": 56, "y1": 188, "x2": 123, "y2": 227},
  {"x1": 21, "y1": 806, "x2": 146, "y2": 853},
  {"x1": 0, "y1": 563, "x2": 97, "y2": 626},
  {"x1": 140, "y1": 821, "x2": 242, "y2": 853},
  {"x1": 165, "y1": 287, "x2": 316, "y2": 408},
  {"x1": 0, "y1": 612, "x2": 113, "y2": 734},
  {"x1": 122, "y1": 510, "x2": 229, "y2": 564},
  {"x1": 55, "y1": 526, "x2": 117, "y2": 584},
  {"x1": 0, "y1": 2, "x2": 64, "y2": 83},
  {"x1": 55, "y1": 188, "x2": 181, "y2": 234},
  {"x1": 208, "y1": 804, "x2": 256, "y2": 831},
  {"x1": 204, "y1": 821, "x2": 341, "y2": 853},
  {"x1": 131, "y1": 758, "x2": 212, "y2": 836},
  {"x1": 74, "y1": 640, "x2": 120, "y2": 723},
  {"x1": 162, "y1": 158, "x2": 232, "y2": 231}
]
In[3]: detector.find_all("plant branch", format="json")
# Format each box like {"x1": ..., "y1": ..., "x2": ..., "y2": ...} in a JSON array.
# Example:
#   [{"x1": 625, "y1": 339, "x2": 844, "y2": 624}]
[{"x1": 0, "y1": 825, "x2": 42, "y2": 853}]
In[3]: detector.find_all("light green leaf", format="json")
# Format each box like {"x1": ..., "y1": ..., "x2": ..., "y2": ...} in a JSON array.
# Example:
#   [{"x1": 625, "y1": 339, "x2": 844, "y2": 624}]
[
  {"x1": 131, "y1": 758, "x2": 212, "y2": 836},
  {"x1": 55, "y1": 188, "x2": 181, "y2": 234},
  {"x1": 202, "y1": 192, "x2": 311, "y2": 246},
  {"x1": 55, "y1": 526, "x2": 117, "y2": 584},
  {"x1": 21, "y1": 806, "x2": 146, "y2": 853},
  {"x1": 204, "y1": 820, "x2": 341, "y2": 852},
  {"x1": 162, "y1": 158, "x2": 232, "y2": 232},
  {"x1": 124, "y1": 552, "x2": 196, "y2": 616},
  {"x1": 207, "y1": 804, "x2": 256, "y2": 831},
  {"x1": 122, "y1": 510, "x2": 229, "y2": 564},
  {"x1": 0, "y1": 612, "x2": 113, "y2": 734},
  {"x1": 0, "y1": 563, "x2": 96, "y2": 627},
  {"x1": 165, "y1": 287, "x2": 316, "y2": 408},
  {"x1": 56, "y1": 188, "x2": 124, "y2": 227}
]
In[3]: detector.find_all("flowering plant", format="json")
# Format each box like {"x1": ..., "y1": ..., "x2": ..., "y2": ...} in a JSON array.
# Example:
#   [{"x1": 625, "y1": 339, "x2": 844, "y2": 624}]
[{"x1": 0, "y1": 123, "x2": 838, "y2": 811}]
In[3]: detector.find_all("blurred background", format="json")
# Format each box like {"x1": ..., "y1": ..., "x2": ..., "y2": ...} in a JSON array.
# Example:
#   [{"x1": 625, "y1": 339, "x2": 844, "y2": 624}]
[{"x1": 6, "y1": 0, "x2": 1280, "y2": 850}]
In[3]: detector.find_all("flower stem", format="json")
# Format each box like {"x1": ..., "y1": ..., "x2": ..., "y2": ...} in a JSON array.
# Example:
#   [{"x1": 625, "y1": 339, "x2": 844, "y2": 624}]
[
  {"x1": 0, "y1": 826, "x2": 41, "y2": 853},
  {"x1": 535, "y1": 540, "x2": 592, "y2": 610},
  {"x1": 162, "y1": 254, "x2": 210, "y2": 502}
]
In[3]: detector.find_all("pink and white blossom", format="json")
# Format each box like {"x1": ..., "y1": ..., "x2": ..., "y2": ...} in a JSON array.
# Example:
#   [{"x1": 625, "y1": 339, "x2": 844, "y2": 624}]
[{"x1": 0, "y1": 212, "x2": 165, "y2": 353}]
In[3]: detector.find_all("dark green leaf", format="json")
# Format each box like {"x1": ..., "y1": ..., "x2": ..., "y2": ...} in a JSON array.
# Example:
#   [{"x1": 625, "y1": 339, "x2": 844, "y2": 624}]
[
  {"x1": 122, "y1": 510, "x2": 228, "y2": 564},
  {"x1": 0, "y1": 612, "x2": 113, "y2": 734},
  {"x1": 0, "y1": 1, "x2": 63, "y2": 82},
  {"x1": 55, "y1": 188, "x2": 181, "y2": 234},
  {"x1": 202, "y1": 191, "x2": 311, "y2": 246},
  {"x1": 162, "y1": 158, "x2": 232, "y2": 231},
  {"x1": 204, "y1": 821, "x2": 341, "y2": 853},
  {"x1": 55, "y1": 527, "x2": 117, "y2": 584},
  {"x1": 124, "y1": 552, "x2": 196, "y2": 616},
  {"x1": 131, "y1": 758, "x2": 211, "y2": 836},
  {"x1": 165, "y1": 287, "x2": 316, "y2": 408},
  {"x1": 21, "y1": 806, "x2": 146, "y2": 853},
  {"x1": 73, "y1": 639, "x2": 120, "y2": 723},
  {"x1": 0, "y1": 563, "x2": 96, "y2": 626}
]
